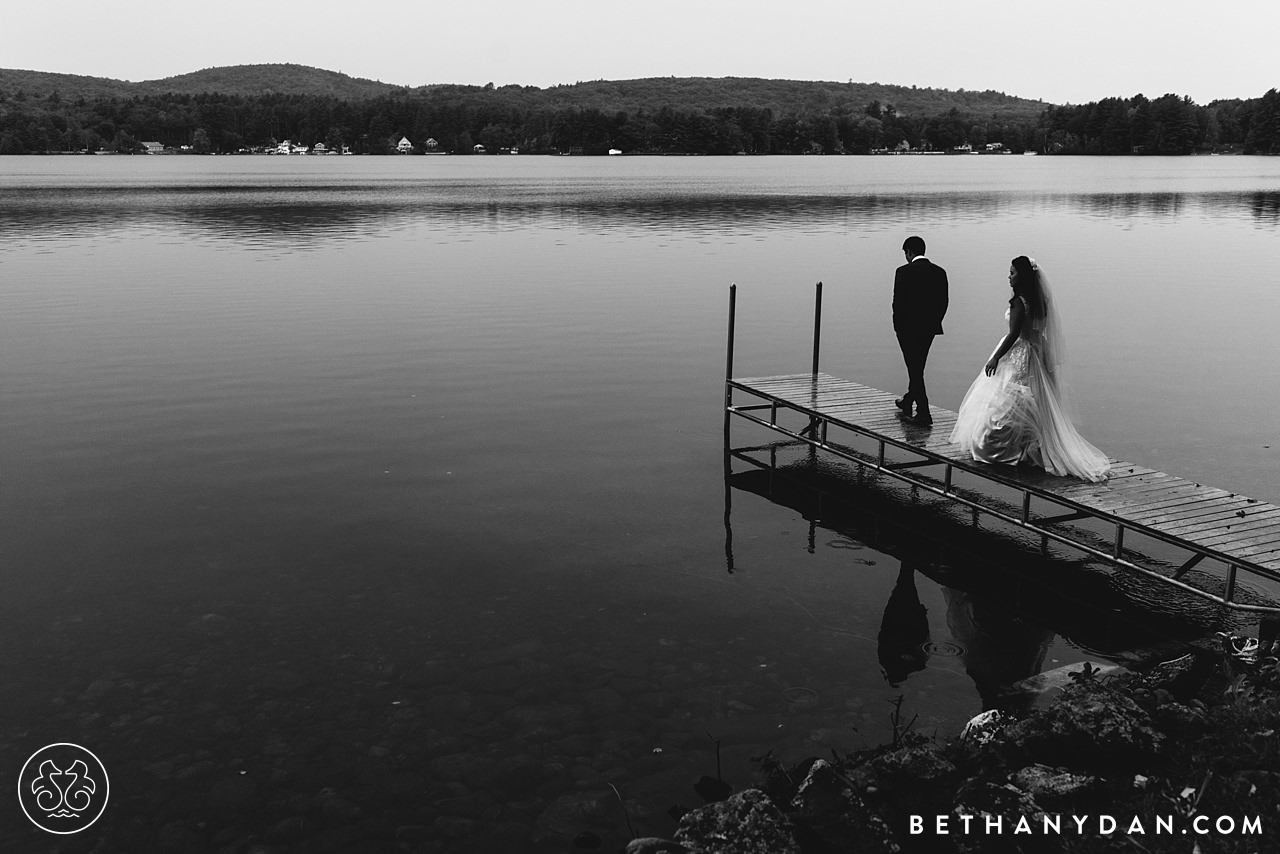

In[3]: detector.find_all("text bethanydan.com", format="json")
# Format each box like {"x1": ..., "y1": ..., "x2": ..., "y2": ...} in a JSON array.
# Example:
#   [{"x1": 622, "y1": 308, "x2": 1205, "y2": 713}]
[{"x1": 910, "y1": 814, "x2": 1263, "y2": 837}]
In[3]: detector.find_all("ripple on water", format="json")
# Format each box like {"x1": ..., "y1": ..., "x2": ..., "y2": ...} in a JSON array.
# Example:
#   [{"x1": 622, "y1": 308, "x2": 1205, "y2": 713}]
[{"x1": 923, "y1": 641, "x2": 966, "y2": 657}]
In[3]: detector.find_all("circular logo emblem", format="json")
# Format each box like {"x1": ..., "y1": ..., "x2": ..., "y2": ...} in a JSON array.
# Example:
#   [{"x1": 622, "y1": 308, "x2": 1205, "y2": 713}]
[{"x1": 18, "y1": 743, "x2": 109, "y2": 834}]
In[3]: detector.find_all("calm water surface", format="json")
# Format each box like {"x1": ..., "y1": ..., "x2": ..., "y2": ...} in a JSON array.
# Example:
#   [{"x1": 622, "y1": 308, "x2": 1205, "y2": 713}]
[{"x1": 3, "y1": 155, "x2": 1280, "y2": 850}]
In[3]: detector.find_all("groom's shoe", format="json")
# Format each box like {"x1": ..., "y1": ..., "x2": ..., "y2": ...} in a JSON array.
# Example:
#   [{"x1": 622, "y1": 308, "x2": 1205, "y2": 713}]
[
  {"x1": 910, "y1": 405, "x2": 933, "y2": 427},
  {"x1": 895, "y1": 397, "x2": 914, "y2": 415}
]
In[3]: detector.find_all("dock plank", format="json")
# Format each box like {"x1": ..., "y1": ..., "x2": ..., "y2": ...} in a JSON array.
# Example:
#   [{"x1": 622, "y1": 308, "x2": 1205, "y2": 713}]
[
  {"x1": 1191, "y1": 531, "x2": 1280, "y2": 554},
  {"x1": 1130, "y1": 497, "x2": 1261, "y2": 526},
  {"x1": 1089, "y1": 490, "x2": 1241, "y2": 517},
  {"x1": 1159, "y1": 507, "x2": 1280, "y2": 536}
]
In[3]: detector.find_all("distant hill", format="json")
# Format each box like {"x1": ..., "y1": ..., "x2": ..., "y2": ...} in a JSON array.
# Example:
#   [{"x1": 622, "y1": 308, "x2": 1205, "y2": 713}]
[
  {"x1": 139, "y1": 64, "x2": 403, "y2": 99},
  {"x1": 530, "y1": 77, "x2": 1047, "y2": 121},
  {"x1": 0, "y1": 68, "x2": 137, "y2": 100},
  {"x1": 0, "y1": 64, "x2": 403, "y2": 100},
  {"x1": 0, "y1": 64, "x2": 1046, "y2": 121}
]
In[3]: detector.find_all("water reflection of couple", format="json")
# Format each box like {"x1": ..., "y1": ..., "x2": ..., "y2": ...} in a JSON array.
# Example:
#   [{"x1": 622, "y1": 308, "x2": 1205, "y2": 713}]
[
  {"x1": 877, "y1": 562, "x2": 1052, "y2": 710},
  {"x1": 892, "y1": 236, "x2": 1110, "y2": 483}
]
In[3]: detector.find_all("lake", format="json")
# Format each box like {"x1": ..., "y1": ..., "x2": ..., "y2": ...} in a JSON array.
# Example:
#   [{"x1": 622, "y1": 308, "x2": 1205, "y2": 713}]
[{"x1": 2, "y1": 154, "x2": 1279, "y2": 851}]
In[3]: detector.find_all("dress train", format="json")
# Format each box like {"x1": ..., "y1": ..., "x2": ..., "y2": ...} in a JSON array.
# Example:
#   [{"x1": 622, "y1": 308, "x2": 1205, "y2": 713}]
[{"x1": 949, "y1": 309, "x2": 1109, "y2": 483}]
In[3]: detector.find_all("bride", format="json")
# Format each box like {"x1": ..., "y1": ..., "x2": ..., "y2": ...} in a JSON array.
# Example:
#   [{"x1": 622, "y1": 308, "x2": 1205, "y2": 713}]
[{"x1": 949, "y1": 256, "x2": 1110, "y2": 482}]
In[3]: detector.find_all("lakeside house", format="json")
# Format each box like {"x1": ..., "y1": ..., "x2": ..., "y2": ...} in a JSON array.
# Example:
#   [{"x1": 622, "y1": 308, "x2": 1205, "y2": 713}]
[
  {"x1": 397, "y1": 136, "x2": 413, "y2": 154},
  {"x1": 272, "y1": 140, "x2": 309, "y2": 155},
  {"x1": 142, "y1": 141, "x2": 166, "y2": 155}
]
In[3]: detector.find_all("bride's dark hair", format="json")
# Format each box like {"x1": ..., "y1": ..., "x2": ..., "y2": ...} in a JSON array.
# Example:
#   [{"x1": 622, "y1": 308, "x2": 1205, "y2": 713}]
[{"x1": 1011, "y1": 255, "x2": 1047, "y2": 319}]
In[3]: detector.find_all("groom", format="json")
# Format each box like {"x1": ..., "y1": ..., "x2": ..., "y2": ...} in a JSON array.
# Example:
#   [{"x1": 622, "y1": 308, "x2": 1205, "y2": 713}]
[{"x1": 892, "y1": 235, "x2": 949, "y2": 426}]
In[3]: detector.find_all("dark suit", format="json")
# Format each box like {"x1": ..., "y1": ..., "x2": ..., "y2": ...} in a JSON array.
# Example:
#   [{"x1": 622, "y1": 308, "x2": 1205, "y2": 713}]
[{"x1": 893, "y1": 256, "x2": 949, "y2": 413}]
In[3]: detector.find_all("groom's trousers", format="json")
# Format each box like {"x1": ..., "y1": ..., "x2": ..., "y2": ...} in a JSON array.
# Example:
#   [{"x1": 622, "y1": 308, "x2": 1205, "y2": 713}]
[{"x1": 896, "y1": 331, "x2": 936, "y2": 410}]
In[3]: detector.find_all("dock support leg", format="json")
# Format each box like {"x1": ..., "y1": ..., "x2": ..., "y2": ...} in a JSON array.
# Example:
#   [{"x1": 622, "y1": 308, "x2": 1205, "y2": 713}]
[
  {"x1": 722, "y1": 443, "x2": 735, "y2": 574},
  {"x1": 1173, "y1": 554, "x2": 1205, "y2": 580},
  {"x1": 811, "y1": 281, "x2": 823, "y2": 377},
  {"x1": 725, "y1": 283, "x2": 736, "y2": 385},
  {"x1": 807, "y1": 281, "x2": 823, "y2": 438},
  {"x1": 724, "y1": 284, "x2": 736, "y2": 442}
]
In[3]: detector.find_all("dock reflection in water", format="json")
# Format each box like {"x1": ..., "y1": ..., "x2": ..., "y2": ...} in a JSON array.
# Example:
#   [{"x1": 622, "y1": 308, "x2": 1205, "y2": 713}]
[{"x1": 724, "y1": 444, "x2": 1249, "y2": 712}]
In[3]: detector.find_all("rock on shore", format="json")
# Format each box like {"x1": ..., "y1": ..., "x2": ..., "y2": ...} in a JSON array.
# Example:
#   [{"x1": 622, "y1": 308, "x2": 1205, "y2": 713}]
[{"x1": 634, "y1": 652, "x2": 1277, "y2": 853}]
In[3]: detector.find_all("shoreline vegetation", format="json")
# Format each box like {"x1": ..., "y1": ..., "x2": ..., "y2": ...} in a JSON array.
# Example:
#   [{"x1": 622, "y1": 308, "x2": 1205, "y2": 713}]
[
  {"x1": 0, "y1": 64, "x2": 1276, "y2": 157},
  {"x1": 634, "y1": 640, "x2": 1280, "y2": 853}
]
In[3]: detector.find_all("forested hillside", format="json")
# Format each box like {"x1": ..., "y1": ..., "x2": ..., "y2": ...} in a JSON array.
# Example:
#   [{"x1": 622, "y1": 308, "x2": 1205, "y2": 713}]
[
  {"x1": 0, "y1": 64, "x2": 1274, "y2": 155},
  {"x1": 0, "y1": 65, "x2": 1043, "y2": 117},
  {"x1": 501, "y1": 77, "x2": 1045, "y2": 121},
  {"x1": 0, "y1": 64, "x2": 402, "y2": 100}
]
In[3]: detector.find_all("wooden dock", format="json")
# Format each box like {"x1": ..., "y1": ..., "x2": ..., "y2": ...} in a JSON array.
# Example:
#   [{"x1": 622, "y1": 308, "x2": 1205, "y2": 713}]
[
  {"x1": 726, "y1": 372, "x2": 1280, "y2": 616},
  {"x1": 723, "y1": 285, "x2": 1280, "y2": 617}
]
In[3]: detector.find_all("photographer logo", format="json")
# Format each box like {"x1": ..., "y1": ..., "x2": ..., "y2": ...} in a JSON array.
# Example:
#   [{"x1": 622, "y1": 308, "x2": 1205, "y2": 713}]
[{"x1": 18, "y1": 743, "x2": 109, "y2": 834}]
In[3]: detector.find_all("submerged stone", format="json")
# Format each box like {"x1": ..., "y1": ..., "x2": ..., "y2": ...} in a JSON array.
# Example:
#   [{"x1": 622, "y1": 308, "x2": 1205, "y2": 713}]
[
  {"x1": 428, "y1": 752, "x2": 499, "y2": 788},
  {"x1": 1006, "y1": 661, "x2": 1128, "y2": 703},
  {"x1": 535, "y1": 789, "x2": 617, "y2": 839},
  {"x1": 573, "y1": 830, "x2": 603, "y2": 848}
]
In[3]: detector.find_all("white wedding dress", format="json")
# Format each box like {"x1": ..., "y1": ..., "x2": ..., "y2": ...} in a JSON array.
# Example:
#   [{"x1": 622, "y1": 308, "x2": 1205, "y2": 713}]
[{"x1": 949, "y1": 295, "x2": 1110, "y2": 482}]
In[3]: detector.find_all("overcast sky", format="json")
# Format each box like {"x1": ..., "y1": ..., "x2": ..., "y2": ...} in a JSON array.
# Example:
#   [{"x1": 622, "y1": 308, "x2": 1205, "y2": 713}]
[{"x1": 2, "y1": 0, "x2": 1272, "y2": 105}]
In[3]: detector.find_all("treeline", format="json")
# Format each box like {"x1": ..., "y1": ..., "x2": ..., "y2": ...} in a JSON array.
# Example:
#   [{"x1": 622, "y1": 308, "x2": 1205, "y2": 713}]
[
  {"x1": 1041, "y1": 90, "x2": 1279, "y2": 155},
  {"x1": 0, "y1": 83, "x2": 1276, "y2": 156},
  {"x1": 0, "y1": 86, "x2": 1044, "y2": 155}
]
